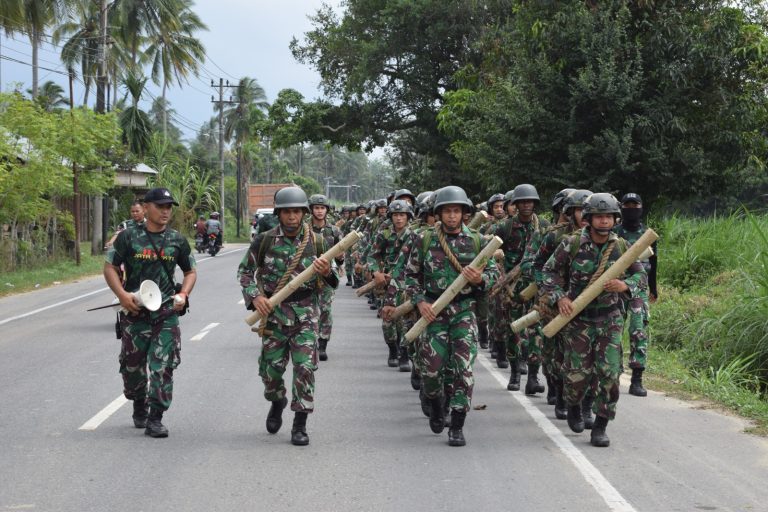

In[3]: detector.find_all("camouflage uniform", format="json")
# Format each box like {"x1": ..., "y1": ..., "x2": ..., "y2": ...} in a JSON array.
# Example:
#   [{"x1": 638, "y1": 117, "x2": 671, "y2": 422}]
[
  {"x1": 404, "y1": 225, "x2": 498, "y2": 413},
  {"x1": 238, "y1": 223, "x2": 339, "y2": 413},
  {"x1": 106, "y1": 225, "x2": 195, "y2": 412},
  {"x1": 489, "y1": 214, "x2": 550, "y2": 363},
  {"x1": 312, "y1": 222, "x2": 344, "y2": 348},
  {"x1": 541, "y1": 228, "x2": 646, "y2": 420},
  {"x1": 614, "y1": 224, "x2": 655, "y2": 370}
]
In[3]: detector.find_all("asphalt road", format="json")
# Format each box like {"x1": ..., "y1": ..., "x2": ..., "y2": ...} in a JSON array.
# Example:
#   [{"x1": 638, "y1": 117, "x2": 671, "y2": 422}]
[{"x1": 1, "y1": 244, "x2": 767, "y2": 512}]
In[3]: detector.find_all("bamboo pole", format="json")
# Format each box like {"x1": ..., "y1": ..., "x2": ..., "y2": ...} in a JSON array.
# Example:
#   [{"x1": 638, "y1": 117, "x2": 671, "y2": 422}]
[
  {"x1": 404, "y1": 236, "x2": 503, "y2": 342},
  {"x1": 244, "y1": 230, "x2": 362, "y2": 326},
  {"x1": 511, "y1": 310, "x2": 540, "y2": 333},
  {"x1": 355, "y1": 279, "x2": 380, "y2": 297},
  {"x1": 467, "y1": 210, "x2": 489, "y2": 230},
  {"x1": 541, "y1": 229, "x2": 658, "y2": 338},
  {"x1": 519, "y1": 246, "x2": 654, "y2": 301},
  {"x1": 391, "y1": 300, "x2": 414, "y2": 320}
]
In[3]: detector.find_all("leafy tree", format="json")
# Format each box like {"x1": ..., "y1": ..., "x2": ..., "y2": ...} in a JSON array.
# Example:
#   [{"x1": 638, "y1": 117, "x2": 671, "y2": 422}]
[{"x1": 118, "y1": 73, "x2": 153, "y2": 157}]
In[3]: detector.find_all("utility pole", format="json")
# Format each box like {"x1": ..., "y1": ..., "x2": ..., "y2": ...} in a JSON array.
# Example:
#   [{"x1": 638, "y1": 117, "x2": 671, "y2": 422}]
[
  {"x1": 69, "y1": 71, "x2": 80, "y2": 266},
  {"x1": 91, "y1": 0, "x2": 108, "y2": 256},
  {"x1": 211, "y1": 79, "x2": 236, "y2": 236}
]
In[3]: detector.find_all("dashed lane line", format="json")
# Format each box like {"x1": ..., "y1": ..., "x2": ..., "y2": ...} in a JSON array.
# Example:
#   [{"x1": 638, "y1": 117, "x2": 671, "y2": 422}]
[
  {"x1": 189, "y1": 322, "x2": 220, "y2": 341},
  {"x1": 477, "y1": 354, "x2": 637, "y2": 512},
  {"x1": 79, "y1": 395, "x2": 128, "y2": 431}
]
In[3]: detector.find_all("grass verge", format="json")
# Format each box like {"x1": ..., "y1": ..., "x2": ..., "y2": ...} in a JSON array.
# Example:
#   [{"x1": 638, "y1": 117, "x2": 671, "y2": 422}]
[{"x1": 0, "y1": 253, "x2": 104, "y2": 298}]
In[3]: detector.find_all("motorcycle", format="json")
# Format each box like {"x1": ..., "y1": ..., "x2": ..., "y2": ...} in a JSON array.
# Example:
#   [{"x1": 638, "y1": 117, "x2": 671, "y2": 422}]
[
  {"x1": 195, "y1": 233, "x2": 205, "y2": 254},
  {"x1": 207, "y1": 233, "x2": 220, "y2": 256}
]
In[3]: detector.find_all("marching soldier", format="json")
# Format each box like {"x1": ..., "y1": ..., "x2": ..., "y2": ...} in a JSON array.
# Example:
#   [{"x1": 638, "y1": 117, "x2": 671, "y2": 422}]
[
  {"x1": 309, "y1": 194, "x2": 344, "y2": 361},
  {"x1": 615, "y1": 192, "x2": 657, "y2": 397},
  {"x1": 541, "y1": 193, "x2": 646, "y2": 447},
  {"x1": 103, "y1": 188, "x2": 196, "y2": 438},
  {"x1": 481, "y1": 193, "x2": 507, "y2": 354},
  {"x1": 403, "y1": 186, "x2": 499, "y2": 446},
  {"x1": 237, "y1": 187, "x2": 339, "y2": 446}
]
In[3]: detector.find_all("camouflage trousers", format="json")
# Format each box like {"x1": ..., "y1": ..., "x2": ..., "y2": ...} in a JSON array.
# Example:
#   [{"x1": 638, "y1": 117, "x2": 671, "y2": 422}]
[
  {"x1": 260, "y1": 315, "x2": 319, "y2": 413},
  {"x1": 506, "y1": 301, "x2": 542, "y2": 364},
  {"x1": 489, "y1": 294, "x2": 505, "y2": 348},
  {"x1": 119, "y1": 310, "x2": 181, "y2": 412},
  {"x1": 344, "y1": 250, "x2": 355, "y2": 281},
  {"x1": 318, "y1": 285, "x2": 335, "y2": 342},
  {"x1": 562, "y1": 315, "x2": 624, "y2": 420},
  {"x1": 540, "y1": 330, "x2": 564, "y2": 379},
  {"x1": 382, "y1": 316, "x2": 404, "y2": 347},
  {"x1": 626, "y1": 291, "x2": 649, "y2": 369},
  {"x1": 420, "y1": 300, "x2": 478, "y2": 414},
  {"x1": 476, "y1": 294, "x2": 489, "y2": 343}
]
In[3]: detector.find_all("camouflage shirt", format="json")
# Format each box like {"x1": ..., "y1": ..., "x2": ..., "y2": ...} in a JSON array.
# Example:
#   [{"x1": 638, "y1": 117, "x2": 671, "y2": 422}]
[
  {"x1": 311, "y1": 221, "x2": 344, "y2": 265},
  {"x1": 404, "y1": 224, "x2": 499, "y2": 307},
  {"x1": 106, "y1": 225, "x2": 195, "y2": 316},
  {"x1": 238, "y1": 223, "x2": 339, "y2": 326},
  {"x1": 523, "y1": 222, "x2": 574, "y2": 284},
  {"x1": 367, "y1": 224, "x2": 412, "y2": 274},
  {"x1": 541, "y1": 228, "x2": 646, "y2": 318},
  {"x1": 489, "y1": 214, "x2": 550, "y2": 273}
]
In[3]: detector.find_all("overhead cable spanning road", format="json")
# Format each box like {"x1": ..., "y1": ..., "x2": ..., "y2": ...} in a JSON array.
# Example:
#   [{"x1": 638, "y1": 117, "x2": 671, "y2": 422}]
[{"x1": 0, "y1": 244, "x2": 766, "y2": 511}]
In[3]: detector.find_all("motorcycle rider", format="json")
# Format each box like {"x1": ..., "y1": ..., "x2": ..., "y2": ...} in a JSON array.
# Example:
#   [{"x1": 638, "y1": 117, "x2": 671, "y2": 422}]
[
  {"x1": 205, "y1": 212, "x2": 223, "y2": 251},
  {"x1": 194, "y1": 215, "x2": 206, "y2": 253}
]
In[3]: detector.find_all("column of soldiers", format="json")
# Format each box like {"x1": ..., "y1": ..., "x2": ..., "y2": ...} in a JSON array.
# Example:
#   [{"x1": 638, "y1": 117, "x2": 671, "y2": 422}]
[{"x1": 233, "y1": 182, "x2": 654, "y2": 449}]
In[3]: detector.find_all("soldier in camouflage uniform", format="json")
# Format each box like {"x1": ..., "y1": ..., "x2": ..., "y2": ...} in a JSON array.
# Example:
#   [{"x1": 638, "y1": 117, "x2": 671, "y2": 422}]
[
  {"x1": 103, "y1": 188, "x2": 197, "y2": 438},
  {"x1": 478, "y1": 193, "x2": 506, "y2": 353},
  {"x1": 371, "y1": 200, "x2": 415, "y2": 371},
  {"x1": 309, "y1": 194, "x2": 344, "y2": 362},
  {"x1": 542, "y1": 193, "x2": 646, "y2": 447},
  {"x1": 489, "y1": 184, "x2": 550, "y2": 391},
  {"x1": 105, "y1": 200, "x2": 145, "y2": 249},
  {"x1": 404, "y1": 186, "x2": 499, "y2": 447},
  {"x1": 526, "y1": 189, "x2": 591, "y2": 420},
  {"x1": 343, "y1": 205, "x2": 362, "y2": 286},
  {"x1": 614, "y1": 192, "x2": 657, "y2": 397},
  {"x1": 238, "y1": 187, "x2": 339, "y2": 446}
]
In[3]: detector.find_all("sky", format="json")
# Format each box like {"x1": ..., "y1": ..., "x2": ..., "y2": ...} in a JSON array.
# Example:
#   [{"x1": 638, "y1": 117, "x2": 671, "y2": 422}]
[{"x1": 0, "y1": 0, "x2": 342, "y2": 142}]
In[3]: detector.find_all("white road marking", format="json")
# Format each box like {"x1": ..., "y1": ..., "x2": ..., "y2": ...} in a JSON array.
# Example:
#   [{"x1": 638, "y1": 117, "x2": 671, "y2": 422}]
[
  {"x1": 0, "y1": 247, "x2": 247, "y2": 327},
  {"x1": 0, "y1": 287, "x2": 110, "y2": 326},
  {"x1": 190, "y1": 322, "x2": 220, "y2": 341},
  {"x1": 79, "y1": 395, "x2": 128, "y2": 431},
  {"x1": 477, "y1": 354, "x2": 636, "y2": 512}
]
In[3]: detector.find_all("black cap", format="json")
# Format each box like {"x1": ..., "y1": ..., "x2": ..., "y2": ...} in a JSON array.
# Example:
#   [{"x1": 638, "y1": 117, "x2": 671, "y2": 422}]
[
  {"x1": 621, "y1": 192, "x2": 642, "y2": 205},
  {"x1": 143, "y1": 187, "x2": 179, "y2": 206}
]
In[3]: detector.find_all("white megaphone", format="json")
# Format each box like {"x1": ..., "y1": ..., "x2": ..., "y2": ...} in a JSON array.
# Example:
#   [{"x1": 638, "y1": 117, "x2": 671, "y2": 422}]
[
  {"x1": 87, "y1": 280, "x2": 162, "y2": 313},
  {"x1": 131, "y1": 280, "x2": 162, "y2": 311}
]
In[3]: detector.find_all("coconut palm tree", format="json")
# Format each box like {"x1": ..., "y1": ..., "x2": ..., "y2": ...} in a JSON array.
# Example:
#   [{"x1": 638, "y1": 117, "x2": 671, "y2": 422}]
[
  {"x1": 20, "y1": 0, "x2": 68, "y2": 98},
  {"x1": 113, "y1": 0, "x2": 177, "y2": 70},
  {"x1": 118, "y1": 73, "x2": 153, "y2": 157},
  {"x1": 52, "y1": 0, "x2": 99, "y2": 106},
  {"x1": 143, "y1": 0, "x2": 207, "y2": 137},
  {"x1": 26, "y1": 80, "x2": 70, "y2": 111}
]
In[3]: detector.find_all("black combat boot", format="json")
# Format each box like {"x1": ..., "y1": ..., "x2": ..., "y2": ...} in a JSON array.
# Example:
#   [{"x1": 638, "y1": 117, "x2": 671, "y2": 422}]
[
  {"x1": 144, "y1": 408, "x2": 169, "y2": 438},
  {"x1": 582, "y1": 393, "x2": 595, "y2": 430},
  {"x1": 478, "y1": 321, "x2": 489, "y2": 350},
  {"x1": 590, "y1": 415, "x2": 610, "y2": 447},
  {"x1": 419, "y1": 383, "x2": 431, "y2": 417},
  {"x1": 447, "y1": 410, "x2": 467, "y2": 447},
  {"x1": 490, "y1": 341, "x2": 499, "y2": 359},
  {"x1": 346, "y1": 276, "x2": 353, "y2": 286},
  {"x1": 546, "y1": 376, "x2": 557, "y2": 405},
  {"x1": 387, "y1": 343, "x2": 398, "y2": 368},
  {"x1": 554, "y1": 380, "x2": 568, "y2": 420},
  {"x1": 291, "y1": 412, "x2": 309, "y2": 446},
  {"x1": 628, "y1": 368, "x2": 648, "y2": 397},
  {"x1": 410, "y1": 366, "x2": 421, "y2": 391},
  {"x1": 519, "y1": 346, "x2": 528, "y2": 375},
  {"x1": 266, "y1": 396, "x2": 288, "y2": 434},
  {"x1": 443, "y1": 397, "x2": 451, "y2": 427},
  {"x1": 525, "y1": 364, "x2": 545, "y2": 395},
  {"x1": 496, "y1": 344, "x2": 509, "y2": 369},
  {"x1": 507, "y1": 362, "x2": 520, "y2": 391},
  {"x1": 132, "y1": 398, "x2": 148, "y2": 428},
  {"x1": 318, "y1": 339, "x2": 328, "y2": 361},
  {"x1": 429, "y1": 396, "x2": 445, "y2": 434},
  {"x1": 398, "y1": 347, "x2": 410, "y2": 372},
  {"x1": 567, "y1": 404, "x2": 585, "y2": 433}
]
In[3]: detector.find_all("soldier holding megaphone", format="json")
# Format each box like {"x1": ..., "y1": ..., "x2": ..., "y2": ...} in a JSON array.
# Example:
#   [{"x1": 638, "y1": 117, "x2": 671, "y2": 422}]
[{"x1": 103, "y1": 187, "x2": 197, "y2": 439}]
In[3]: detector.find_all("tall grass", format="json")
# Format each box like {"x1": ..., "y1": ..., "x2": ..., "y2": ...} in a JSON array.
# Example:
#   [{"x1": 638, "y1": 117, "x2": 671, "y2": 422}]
[{"x1": 653, "y1": 209, "x2": 768, "y2": 390}]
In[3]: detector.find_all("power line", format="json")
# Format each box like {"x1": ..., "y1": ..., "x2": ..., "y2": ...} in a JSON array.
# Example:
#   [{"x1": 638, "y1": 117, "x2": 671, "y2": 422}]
[{"x1": 0, "y1": 55, "x2": 68, "y2": 76}]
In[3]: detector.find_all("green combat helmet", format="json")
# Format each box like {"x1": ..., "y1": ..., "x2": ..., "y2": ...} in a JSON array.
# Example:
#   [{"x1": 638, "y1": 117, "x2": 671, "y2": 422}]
[
  {"x1": 387, "y1": 199, "x2": 415, "y2": 219},
  {"x1": 563, "y1": 189, "x2": 594, "y2": 216},
  {"x1": 308, "y1": 194, "x2": 330, "y2": 208},
  {"x1": 511, "y1": 183, "x2": 540, "y2": 204},
  {"x1": 433, "y1": 185, "x2": 473, "y2": 214},
  {"x1": 274, "y1": 187, "x2": 309, "y2": 214},
  {"x1": 552, "y1": 188, "x2": 576, "y2": 216},
  {"x1": 582, "y1": 192, "x2": 621, "y2": 235},
  {"x1": 394, "y1": 188, "x2": 416, "y2": 204}
]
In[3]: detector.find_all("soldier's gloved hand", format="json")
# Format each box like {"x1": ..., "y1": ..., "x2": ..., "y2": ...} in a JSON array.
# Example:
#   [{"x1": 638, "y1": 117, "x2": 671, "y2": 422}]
[
  {"x1": 381, "y1": 305, "x2": 395, "y2": 321},
  {"x1": 462, "y1": 266, "x2": 483, "y2": 286},
  {"x1": 253, "y1": 296, "x2": 273, "y2": 317},
  {"x1": 313, "y1": 257, "x2": 331, "y2": 277},
  {"x1": 417, "y1": 301, "x2": 436, "y2": 323}
]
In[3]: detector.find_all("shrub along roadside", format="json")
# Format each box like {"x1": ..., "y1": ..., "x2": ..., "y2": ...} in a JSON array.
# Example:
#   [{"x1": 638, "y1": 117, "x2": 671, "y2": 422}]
[
  {"x1": 649, "y1": 210, "x2": 768, "y2": 434},
  {"x1": 0, "y1": 253, "x2": 105, "y2": 298}
]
